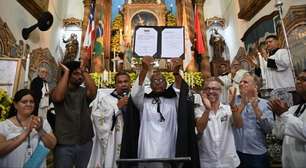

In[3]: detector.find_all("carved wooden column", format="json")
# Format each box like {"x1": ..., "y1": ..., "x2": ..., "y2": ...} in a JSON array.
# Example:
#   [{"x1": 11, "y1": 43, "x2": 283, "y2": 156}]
[
  {"x1": 197, "y1": 0, "x2": 211, "y2": 78},
  {"x1": 103, "y1": 0, "x2": 112, "y2": 70},
  {"x1": 80, "y1": 0, "x2": 91, "y2": 66}
]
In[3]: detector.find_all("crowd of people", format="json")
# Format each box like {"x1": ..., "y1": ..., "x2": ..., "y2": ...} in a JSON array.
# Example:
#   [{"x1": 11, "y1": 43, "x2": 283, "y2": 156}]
[{"x1": 0, "y1": 34, "x2": 305, "y2": 168}]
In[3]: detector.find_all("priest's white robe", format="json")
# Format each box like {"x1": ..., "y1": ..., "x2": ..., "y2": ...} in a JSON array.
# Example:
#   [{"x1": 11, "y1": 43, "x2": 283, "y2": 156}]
[
  {"x1": 88, "y1": 92, "x2": 123, "y2": 168},
  {"x1": 273, "y1": 104, "x2": 306, "y2": 168},
  {"x1": 131, "y1": 82, "x2": 179, "y2": 159}
]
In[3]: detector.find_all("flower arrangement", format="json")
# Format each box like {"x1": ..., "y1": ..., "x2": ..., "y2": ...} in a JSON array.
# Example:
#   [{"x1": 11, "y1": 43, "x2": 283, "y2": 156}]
[
  {"x1": 90, "y1": 71, "x2": 204, "y2": 89},
  {"x1": 0, "y1": 89, "x2": 13, "y2": 121}
]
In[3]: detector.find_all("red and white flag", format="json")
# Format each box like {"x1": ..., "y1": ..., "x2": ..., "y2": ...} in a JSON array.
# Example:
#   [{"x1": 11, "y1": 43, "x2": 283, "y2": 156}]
[
  {"x1": 194, "y1": 5, "x2": 206, "y2": 54},
  {"x1": 83, "y1": 0, "x2": 95, "y2": 59}
]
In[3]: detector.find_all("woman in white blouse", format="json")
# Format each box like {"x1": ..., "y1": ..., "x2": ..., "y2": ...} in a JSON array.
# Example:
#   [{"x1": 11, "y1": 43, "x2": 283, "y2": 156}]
[{"x1": 0, "y1": 89, "x2": 56, "y2": 168}]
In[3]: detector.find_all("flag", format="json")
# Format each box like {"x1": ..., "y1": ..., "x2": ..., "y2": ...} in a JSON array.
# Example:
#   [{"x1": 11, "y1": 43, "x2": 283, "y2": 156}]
[
  {"x1": 94, "y1": 11, "x2": 104, "y2": 56},
  {"x1": 194, "y1": 5, "x2": 205, "y2": 54},
  {"x1": 83, "y1": 0, "x2": 95, "y2": 59}
]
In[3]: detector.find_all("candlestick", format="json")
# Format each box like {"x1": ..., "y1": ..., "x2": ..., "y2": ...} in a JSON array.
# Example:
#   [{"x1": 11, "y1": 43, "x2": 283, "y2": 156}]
[{"x1": 24, "y1": 54, "x2": 30, "y2": 88}]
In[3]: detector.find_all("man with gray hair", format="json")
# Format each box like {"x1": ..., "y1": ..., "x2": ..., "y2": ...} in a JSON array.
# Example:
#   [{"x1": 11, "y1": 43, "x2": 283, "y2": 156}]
[
  {"x1": 195, "y1": 77, "x2": 242, "y2": 167},
  {"x1": 231, "y1": 73, "x2": 273, "y2": 168},
  {"x1": 30, "y1": 66, "x2": 50, "y2": 118}
]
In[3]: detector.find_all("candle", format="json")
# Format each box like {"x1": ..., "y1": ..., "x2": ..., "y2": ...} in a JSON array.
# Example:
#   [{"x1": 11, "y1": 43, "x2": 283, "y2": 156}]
[
  {"x1": 103, "y1": 69, "x2": 108, "y2": 82},
  {"x1": 113, "y1": 49, "x2": 116, "y2": 72},
  {"x1": 24, "y1": 54, "x2": 30, "y2": 88}
]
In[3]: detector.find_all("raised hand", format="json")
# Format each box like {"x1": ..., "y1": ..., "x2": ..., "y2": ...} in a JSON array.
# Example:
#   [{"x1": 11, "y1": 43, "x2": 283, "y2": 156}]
[
  {"x1": 228, "y1": 86, "x2": 237, "y2": 106},
  {"x1": 59, "y1": 63, "x2": 69, "y2": 72},
  {"x1": 142, "y1": 56, "x2": 154, "y2": 71},
  {"x1": 170, "y1": 58, "x2": 183, "y2": 73},
  {"x1": 268, "y1": 99, "x2": 289, "y2": 116},
  {"x1": 30, "y1": 116, "x2": 43, "y2": 132},
  {"x1": 117, "y1": 96, "x2": 129, "y2": 109},
  {"x1": 201, "y1": 92, "x2": 211, "y2": 112}
]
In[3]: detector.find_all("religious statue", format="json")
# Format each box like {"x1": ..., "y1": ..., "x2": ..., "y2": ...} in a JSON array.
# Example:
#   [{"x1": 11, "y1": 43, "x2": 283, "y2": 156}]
[
  {"x1": 17, "y1": 40, "x2": 24, "y2": 58},
  {"x1": 209, "y1": 28, "x2": 225, "y2": 59},
  {"x1": 62, "y1": 33, "x2": 79, "y2": 63}
]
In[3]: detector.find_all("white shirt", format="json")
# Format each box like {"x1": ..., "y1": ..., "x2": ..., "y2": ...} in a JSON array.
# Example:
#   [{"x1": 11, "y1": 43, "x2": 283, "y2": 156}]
[
  {"x1": 38, "y1": 82, "x2": 49, "y2": 120},
  {"x1": 194, "y1": 95, "x2": 240, "y2": 168},
  {"x1": 266, "y1": 49, "x2": 295, "y2": 89},
  {"x1": 0, "y1": 119, "x2": 52, "y2": 168},
  {"x1": 273, "y1": 104, "x2": 306, "y2": 168},
  {"x1": 88, "y1": 91, "x2": 123, "y2": 168},
  {"x1": 131, "y1": 79, "x2": 179, "y2": 159}
]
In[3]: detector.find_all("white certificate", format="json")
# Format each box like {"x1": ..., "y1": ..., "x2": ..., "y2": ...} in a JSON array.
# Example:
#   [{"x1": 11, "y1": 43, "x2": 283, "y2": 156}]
[
  {"x1": 134, "y1": 27, "x2": 158, "y2": 57},
  {"x1": 161, "y1": 28, "x2": 184, "y2": 58}
]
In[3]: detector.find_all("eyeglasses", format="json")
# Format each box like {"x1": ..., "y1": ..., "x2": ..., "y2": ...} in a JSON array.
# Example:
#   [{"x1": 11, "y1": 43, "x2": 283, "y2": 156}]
[
  {"x1": 152, "y1": 78, "x2": 165, "y2": 84},
  {"x1": 204, "y1": 87, "x2": 221, "y2": 91},
  {"x1": 297, "y1": 76, "x2": 306, "y2": 82}
]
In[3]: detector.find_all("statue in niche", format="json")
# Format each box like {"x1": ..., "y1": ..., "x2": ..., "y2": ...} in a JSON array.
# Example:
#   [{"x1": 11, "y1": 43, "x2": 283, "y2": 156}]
[
  {"x1": 209, "y1": 28, "x2": 225, "y2": 59},
  {"x1": 17, "y1": 40, "x2": 24, "y2": 58},
  {"x1": 24, "y1": 44, "x2": 30, "y2": 58},
  {"x1": 62, "y1": 33, "x2": 79, "y2": 63}
]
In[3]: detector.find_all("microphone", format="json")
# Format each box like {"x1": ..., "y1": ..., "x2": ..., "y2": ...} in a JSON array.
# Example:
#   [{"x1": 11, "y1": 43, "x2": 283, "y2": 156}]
[{"x1": 123, "y1": 90, "x2": 130, "y2": 97}]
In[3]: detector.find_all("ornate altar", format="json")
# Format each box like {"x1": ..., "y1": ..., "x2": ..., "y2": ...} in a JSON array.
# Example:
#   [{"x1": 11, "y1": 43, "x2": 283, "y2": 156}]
[
  {"x1": 122, "y1": 1, "x2": 167, "y2": 45},
  {"x1": 30, "y1": 48, "x2": 58, "y2": 89}
]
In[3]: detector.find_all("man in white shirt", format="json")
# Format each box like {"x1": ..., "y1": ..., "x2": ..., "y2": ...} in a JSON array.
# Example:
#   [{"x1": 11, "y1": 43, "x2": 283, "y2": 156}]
[
  {"x1": 265, "y1": 35, "x2": 295, "y2": 106},
  {"x1": 88, "y1": 71, "x2": 131, "y2": 168},
  {"x1": 269, "y1": 70, "x2": 306, "y2": 168},
  {"x1": 120, "y1": 56, "x2": 200, "y2": 168},
  {"x1": 195, "y1": 77, "x2": 242, "y2": 168}
]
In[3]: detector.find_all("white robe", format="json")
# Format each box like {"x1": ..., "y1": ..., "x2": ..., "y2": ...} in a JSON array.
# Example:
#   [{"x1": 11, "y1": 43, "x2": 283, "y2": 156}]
[
  {"x1": 273, "y1": 105, "x2": 306, "y2": 168},
  {"x1": 266, "y1": 49, "x2": 295, "y2": 90},
  {"x1": 131, "y1": 81, "x2": 179, "y2": 159},
  {"x1": 38, "y1": 82, "x2": 49, "y2": 120},
  {"x1": 88, "y1": 92, "x2": 123, "y2": 168}
]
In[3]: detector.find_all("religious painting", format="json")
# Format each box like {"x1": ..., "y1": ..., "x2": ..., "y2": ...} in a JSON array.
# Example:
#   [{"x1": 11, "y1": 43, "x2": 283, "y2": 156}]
[
  {"x1": 241, "y1": 11, "x2": 278, "y2": 53},
  {"x1": 0, "y1": 57, "x2": 21, "y2": 97},
  {"x1": 131, "y1": 12, "x2": 158, "y2": 30}
]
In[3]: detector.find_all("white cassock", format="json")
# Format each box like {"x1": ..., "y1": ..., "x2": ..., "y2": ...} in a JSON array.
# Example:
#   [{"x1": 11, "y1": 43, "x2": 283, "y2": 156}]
[
  {"x1": 88, "y1": 91, "x2": 123, "y2": 168},
  {"x1": 266, "y1": 49, "x2": 295, "y2": 90},
  {"x1": 273, "y1": 104, "x2": 306, "y2": 168},
  {"x1": 131, "y1": 79, "x2": 179, "y2": 159},
  {"x1": 38, "y1": 82, "x2": 49, "y2": 119}
]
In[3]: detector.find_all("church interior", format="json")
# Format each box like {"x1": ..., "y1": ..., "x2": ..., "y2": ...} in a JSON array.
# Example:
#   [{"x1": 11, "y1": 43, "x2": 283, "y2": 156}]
[
  {"x1": 0, "y1": 0, "x2": 305, "y2": 91},
  {"x1": 0, "y1": 0, "x2": 305, "y2": 167}
]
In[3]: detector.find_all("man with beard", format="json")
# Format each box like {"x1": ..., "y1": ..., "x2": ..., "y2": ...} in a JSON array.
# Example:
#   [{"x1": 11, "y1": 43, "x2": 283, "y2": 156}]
[
  {"x1": 51, "y1": 61, "x2": 97, "y2": 168},
  {"x1": 120, "y1": 56, "x2": 199, "y2": 168},
  {"x1": 269, "y1": 70, "x2": 306, "y2": 168},
  {"x1": 88, "y1": 71, "x2": 131, "y2": 168}
]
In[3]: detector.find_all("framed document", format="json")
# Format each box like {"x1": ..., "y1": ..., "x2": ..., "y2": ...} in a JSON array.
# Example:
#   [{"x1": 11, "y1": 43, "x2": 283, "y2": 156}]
[
  {"x1": 133, "y1": 26, "x2": 185, "y2": 59},
  {"x1": 0, "y1": 57, "x2": 21, "y2": 97}
]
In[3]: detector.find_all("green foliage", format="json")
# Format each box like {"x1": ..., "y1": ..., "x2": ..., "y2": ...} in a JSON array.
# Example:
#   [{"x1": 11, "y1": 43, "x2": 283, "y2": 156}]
[
  {"x1": 111, "y1": 14, "x2": 123, "y2": 52},
  {"x1": 166, "y1": 12, "x2": 176, "y2": 26},
  {"x1": 0, "y1": 89, "x2": 12, "y2": 121},
  {"x1": 90, "y1": 71, "x2": 204, "y2": 89}
]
